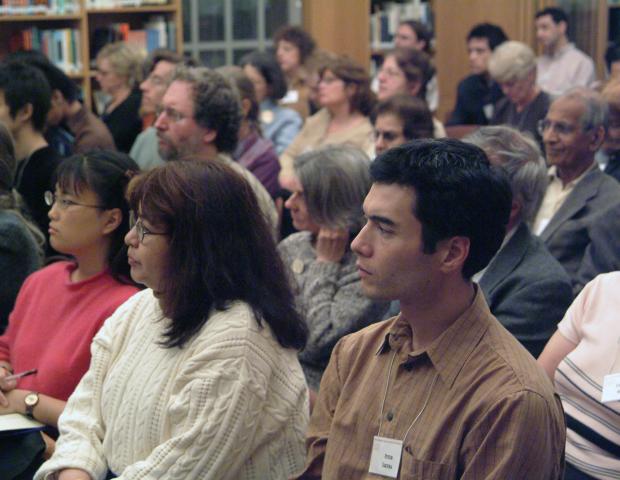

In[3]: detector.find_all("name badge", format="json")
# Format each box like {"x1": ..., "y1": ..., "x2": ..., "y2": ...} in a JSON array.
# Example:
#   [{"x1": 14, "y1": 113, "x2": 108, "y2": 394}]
[
  {"x1": 281, "y1": 89, "x2": 299, "y2": 104},
  {"x1": 602, "y1": 373, "x2": 620, "y2": 403},
  {"x1": 369, "y1": 435, "x2": 402, "y2": 478}
]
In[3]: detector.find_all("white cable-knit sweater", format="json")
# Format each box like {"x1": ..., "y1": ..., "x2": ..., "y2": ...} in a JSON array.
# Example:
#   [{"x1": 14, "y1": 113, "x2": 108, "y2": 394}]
[{"x1": 35, "y1": 289, "x2": 309, "y2": 480}]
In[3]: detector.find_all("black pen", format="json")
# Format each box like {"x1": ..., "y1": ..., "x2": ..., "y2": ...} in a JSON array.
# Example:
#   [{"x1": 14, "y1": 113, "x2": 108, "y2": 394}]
[{"x1": 3, "y1": 368, "x2": 37, "y2": 382}]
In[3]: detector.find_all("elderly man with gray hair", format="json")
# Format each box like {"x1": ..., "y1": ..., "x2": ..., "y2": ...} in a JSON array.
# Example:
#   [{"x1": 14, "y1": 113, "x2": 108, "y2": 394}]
[
  {"x1": 489, "y1": 41, "x2": 551, "y2": 147},
  {"x1": 465, "y1": 126, "x2": 573, "y2": 357},
  {"x1": 533, "y1": 87, "x2": 620, "y2": 293}
]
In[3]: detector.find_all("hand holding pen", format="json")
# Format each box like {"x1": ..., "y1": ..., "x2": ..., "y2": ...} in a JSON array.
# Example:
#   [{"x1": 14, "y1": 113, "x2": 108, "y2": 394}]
[{"x1": 0, "y1": 368, "x2": 37, "y2": 408}]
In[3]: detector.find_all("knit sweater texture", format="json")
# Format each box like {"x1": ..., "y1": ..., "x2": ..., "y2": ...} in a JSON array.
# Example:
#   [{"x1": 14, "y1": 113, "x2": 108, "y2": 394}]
[
  {"x1": 35, "y1": 289, "x2": 309, "y2": 480},
  {"x1": 278, "y1": 232, "x2": 389, "y2": 390}
]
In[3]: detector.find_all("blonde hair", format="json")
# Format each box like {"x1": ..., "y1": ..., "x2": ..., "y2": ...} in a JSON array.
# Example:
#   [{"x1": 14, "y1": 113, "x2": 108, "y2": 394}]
[
  {"x1": 96, "y1": 42, "x2": 145, "y2": 88},
  {"x1": 489, "y1": 41, "x2": 536, "y2": 83}
]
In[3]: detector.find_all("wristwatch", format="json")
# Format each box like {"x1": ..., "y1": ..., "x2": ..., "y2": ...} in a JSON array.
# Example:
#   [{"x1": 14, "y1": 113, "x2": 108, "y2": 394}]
[{"x1": 24, "y1": 392, "x2": 39, "y2": 419}]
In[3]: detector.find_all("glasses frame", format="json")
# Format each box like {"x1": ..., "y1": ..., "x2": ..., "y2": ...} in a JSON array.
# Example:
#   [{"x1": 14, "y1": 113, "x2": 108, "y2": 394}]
[
  {"x1": 44, "y1": 191, "x2": 104, "y2": 210},
  {"x1": 129, "y1": 211, "x2": 168, "y2": 244}
]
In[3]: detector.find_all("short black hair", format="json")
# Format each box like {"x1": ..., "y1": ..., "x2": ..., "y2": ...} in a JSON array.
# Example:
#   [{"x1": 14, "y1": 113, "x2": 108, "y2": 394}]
[
  {"x1": 239, "y1": 50, "x2": 288, "y2": 100},
  {"x1": 535, "y1": 7, "x2": 568, "y2": 26},
  {"x1": 606, "y1": 41, "x2": 620, "y2": 72},
  {"x1": 467, "y1": 23, "x2": 508, "y2": 51},
  {"x1": 371, "y1": 138, "x2": 512, "y2": 279},
  {"x1": 0, "y1": 62, "x2": 51, "y2": 132},
  {"x1": 6, "y1": 50, "x2": 78, "y2": 102}
]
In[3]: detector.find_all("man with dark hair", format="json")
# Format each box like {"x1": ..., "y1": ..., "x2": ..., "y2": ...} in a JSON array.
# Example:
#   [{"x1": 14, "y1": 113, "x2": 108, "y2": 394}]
[
  {"x1": 535, "y1": 7, "x2": 596, "y2": 96},
  {"x1": 7, "y1": 51, "x2": 116, "y2": 157},
  {"x1": 447, "y1": 23, "x2": 508, "y2": 126},
  {"x1": 154, "y1": 66, "x2": 278, "y2": 233},
  {"x1": 130, "y1": 49, "x2": 192, "y2": 170},
  {"x1": 370, "y1": 94, "x2": 433, "y2": 155},
  {"x1": 0, "y1": 61, "x2": 61, "y2": 237},
  {"x1": 296, "y1": 138, "x2": 565, "y2": 479}
]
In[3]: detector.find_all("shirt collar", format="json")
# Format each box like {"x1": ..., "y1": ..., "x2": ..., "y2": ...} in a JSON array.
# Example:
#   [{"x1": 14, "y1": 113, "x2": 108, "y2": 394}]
[{"x1": 376, "y1": 286, "x2": 492, "y2": 388}]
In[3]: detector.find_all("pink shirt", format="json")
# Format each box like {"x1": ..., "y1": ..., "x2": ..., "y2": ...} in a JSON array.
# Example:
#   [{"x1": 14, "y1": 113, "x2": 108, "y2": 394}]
[{"x1": 0, "y1": 261, "x2": 138, "y2": 401}]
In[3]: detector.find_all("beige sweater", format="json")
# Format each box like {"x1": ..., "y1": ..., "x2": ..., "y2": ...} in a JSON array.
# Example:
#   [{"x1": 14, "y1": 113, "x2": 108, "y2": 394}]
[
  {"x1": 279, "y1": 108, "x2": 374, "y2": 180},
  {"x1": 35, "y1": 290, "x2": 309, "y2": 480}
]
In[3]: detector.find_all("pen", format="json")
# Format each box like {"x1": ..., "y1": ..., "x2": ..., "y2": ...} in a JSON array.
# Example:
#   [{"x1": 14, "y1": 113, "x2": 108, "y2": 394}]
[{"x1": 3, "y1": 368, "x2": 37, "y2": 382}]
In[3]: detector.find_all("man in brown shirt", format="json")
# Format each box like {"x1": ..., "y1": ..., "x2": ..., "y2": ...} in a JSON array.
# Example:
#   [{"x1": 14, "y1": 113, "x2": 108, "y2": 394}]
[{"x1": 296, "y1": 139, "x2": 566, "y2": 479}]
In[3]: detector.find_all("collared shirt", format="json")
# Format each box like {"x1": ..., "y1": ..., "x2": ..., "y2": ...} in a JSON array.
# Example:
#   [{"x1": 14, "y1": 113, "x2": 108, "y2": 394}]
[
  {"x1": 533, "y1": 163, "x2": 597, "y2": 235},
  {"x1": 537, "y1": 43, "x2": 596, "y2": 97},
  {"x1": 297, "y1": 287, "x2": 565, "y2": 479}
]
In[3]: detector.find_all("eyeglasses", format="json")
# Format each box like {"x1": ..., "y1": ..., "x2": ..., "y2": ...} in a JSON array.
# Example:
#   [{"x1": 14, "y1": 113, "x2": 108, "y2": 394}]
[
  {"x1": 129, "y1": 211, "x2": 168, "y2": 244},
  {"x1": 374, "y1": 129, "x2": 403, "y2": 142},
  {"x1": 155, "y1": 105, "x2": 186, "y2": 123},
  {"x1": 44, "y1": 191, "x2": 104, "y2": 210},
  {"x1": 537, "y1": 119, "x2": 578, "y2": 136}
]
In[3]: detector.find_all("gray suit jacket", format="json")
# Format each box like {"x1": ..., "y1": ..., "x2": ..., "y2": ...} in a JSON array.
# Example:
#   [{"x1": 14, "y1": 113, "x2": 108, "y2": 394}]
[
  {"x1": 480, "y1": 223, "x2": 573, "y2": 358},
  {"x1": 574, "y1": 199, "x2": 620, "y2": 294},
  {"x1": 539, "y1": 167, "x2": 620, "y2": 290}
]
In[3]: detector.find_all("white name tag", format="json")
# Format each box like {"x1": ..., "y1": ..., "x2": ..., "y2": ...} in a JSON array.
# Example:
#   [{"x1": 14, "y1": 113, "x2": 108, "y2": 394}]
[
  {"x1": 602, "y1": 373, "x2": 620, "y2": 403},
  {"x1": 369, "y1": 435, "x2": 402, "y2": 478},
  {"x1": 281, "y1": 89, "x2": 299, "y2": 104}
]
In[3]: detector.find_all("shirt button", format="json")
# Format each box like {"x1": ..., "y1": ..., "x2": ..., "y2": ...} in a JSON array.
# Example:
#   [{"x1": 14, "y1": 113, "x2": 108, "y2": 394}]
[{"x1": 386, "y1": 411, "x2": 394, "y2": 421}]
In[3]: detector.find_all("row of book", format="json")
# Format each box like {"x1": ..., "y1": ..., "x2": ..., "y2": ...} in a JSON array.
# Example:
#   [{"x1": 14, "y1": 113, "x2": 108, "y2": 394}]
[
  {"x1": 370, "y1": 0, "x2": 432, "y2": 49},
  {"x1": 0, "y1": 0, "x2": 79, "y2": 15},
  {"x1": 9, "y1": 27, "x2": 83, "y2": 73},
  {"x1": 93, "y1": 16, "x2": 176, "y2": 56},
  {"x1": 0, "y1": 0, "x2": 169, "y2": 15}
]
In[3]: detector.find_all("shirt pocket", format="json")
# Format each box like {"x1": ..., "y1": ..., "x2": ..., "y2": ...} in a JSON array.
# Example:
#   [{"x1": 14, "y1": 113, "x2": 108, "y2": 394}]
[{"x1": 400, "y1": 457, "x2": 455, "y2": 480}]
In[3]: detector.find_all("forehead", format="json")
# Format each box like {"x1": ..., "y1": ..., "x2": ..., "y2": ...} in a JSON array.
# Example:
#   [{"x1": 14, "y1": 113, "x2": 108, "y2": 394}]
[
  {"x1": 279, "y1": 40, "x2": 298, "y2": 51},
  {"x1": 536, "y1": 14, "x2": 556, "y2": 26},
  {"x1": 376, "y1": 113, "x2": 404, "y2": 132},
  {"x1": 397, "y1": 24, "x2": 416, "y2": 38},
  {"x1": 547, "y1": 97, "x2": 585, "y2": 124},
  {"x1": 162, "y1": 80, "x2": 194, "y2": 112},
  {"x1": 468, "y1": 37, "x2": 491, "y2": 51},
  {"x1": 153, "y1": 60, "x2": 177, "y2": 78},
  {"x1": 364, "y1": 182, "x2": 416, "y2": 221}
]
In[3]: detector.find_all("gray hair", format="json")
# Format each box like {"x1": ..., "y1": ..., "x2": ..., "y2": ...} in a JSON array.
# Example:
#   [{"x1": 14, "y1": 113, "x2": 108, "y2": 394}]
[
  {"x1": 294, "y1": 145, "x2": 372, "y2": 231},
  {"x1": 488, "y1": 41, "x2": 536, "y2": 83},
  {"x1": 96, "y1": 42, "x2": 145, "y2": 89},
  {"x1": 172, "y1": 66, "x2": 242, "y2": 153},
  {"x1": 465, "y1": 125, "x2": 547, "y2": 224},
  {"x1": 556, "y1": 87, "x2": 609, "y2": 132}
]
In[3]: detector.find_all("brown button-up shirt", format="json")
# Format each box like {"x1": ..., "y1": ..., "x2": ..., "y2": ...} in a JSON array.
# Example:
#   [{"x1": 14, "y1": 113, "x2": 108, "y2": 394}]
[{"x1": 296, "y1": 287, "x2": 565, "y2": 479}]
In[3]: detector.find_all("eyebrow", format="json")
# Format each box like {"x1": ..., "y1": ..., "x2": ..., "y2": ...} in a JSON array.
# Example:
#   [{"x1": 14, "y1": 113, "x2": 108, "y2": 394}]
[{"x1": 367, "y1": 214, "x2": 397, "y2": 227}]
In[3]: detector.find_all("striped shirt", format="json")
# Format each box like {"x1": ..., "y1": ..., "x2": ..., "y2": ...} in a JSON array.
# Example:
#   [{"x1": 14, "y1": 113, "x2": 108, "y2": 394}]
[
  {"x1": 296, "y1": 287, "x2": 565, "y2": 479},
  {"x1": 556, "y1": 272, "x2": 620, "y2": 479}
]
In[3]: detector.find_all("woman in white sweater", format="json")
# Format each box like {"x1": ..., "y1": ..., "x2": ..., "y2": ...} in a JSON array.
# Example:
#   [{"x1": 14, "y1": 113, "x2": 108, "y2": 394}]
[{"x1": 35, "y1": 160, "x2": 309, "y2": 480}]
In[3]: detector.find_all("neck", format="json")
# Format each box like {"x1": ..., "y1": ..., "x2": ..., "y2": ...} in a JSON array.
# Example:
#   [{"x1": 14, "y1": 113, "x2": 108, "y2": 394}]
[
  {"x1": 195, "y1": 145, "x2": 220, "y2": 162},
  {"x1": 238, "y1": 120, "x2": 252, "y2": 141},
  {"x1": 548, "y1": 36, "x2": 568, "y2": 55},
  {"x1": 107, "y1": 86, "x2": 131, "y2": 111},
  {"x1": 328, "y1": 103, "x2": 356, "y2": 123},
  {"x1": 557, "y1": 158, "x2": 594, "y2": 186},
  {"x1": 15, "y1": 127, "x2": 48, "y2": 161},
  {"x1": 66, "y1": 100, "x2": 83, "y2": 117},
  {"x1": 70, "y1": 240, "x2": 111, "y2": 283},
  {"x1": 516, "y1": 85, "x2": 540, "y2": 111},
  {"x1": 399, "y1": 279, "x2": 476, "y2": 351}
]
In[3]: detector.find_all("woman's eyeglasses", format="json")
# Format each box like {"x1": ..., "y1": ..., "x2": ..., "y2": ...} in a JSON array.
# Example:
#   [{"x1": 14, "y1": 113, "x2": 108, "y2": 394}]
[{"x1": 44, "y1": 191, "x2": 104, "y2": 210}]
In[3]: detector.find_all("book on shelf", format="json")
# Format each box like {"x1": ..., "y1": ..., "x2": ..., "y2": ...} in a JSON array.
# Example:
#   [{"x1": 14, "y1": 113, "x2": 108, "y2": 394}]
[
  {"x1": 86, "y1": 0, "x2": 169, "y2": 8},
  {"x1": 92, "y1": 16, "x2": 174, "y2": 57},
  {"x1": 9, "y1": 27, "x2": 82, "y2": 74},
  {"x1": 0, "y1": 0, "x2": 80, "y2": 15}
]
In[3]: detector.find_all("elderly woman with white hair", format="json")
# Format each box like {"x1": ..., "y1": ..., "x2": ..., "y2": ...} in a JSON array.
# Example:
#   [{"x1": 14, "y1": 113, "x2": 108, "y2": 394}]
[
  {"x1": 489, "y1": 41, "x2": 551, "y2": 146},
  {"x1": 279, "y1": 145, "x2": 389, "y2": 391},
  {"x1": 464, "y1": 125, "x2": 573, "y2": 358}
]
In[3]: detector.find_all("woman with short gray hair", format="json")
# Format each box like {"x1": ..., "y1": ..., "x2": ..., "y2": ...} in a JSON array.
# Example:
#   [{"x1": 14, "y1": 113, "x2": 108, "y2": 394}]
[
  {"x1": 278, "y1": 145, "x2": 389, "y2": 391},
  {"x1": 489, "y1": 41, "x2": 551, "y2": 146}
]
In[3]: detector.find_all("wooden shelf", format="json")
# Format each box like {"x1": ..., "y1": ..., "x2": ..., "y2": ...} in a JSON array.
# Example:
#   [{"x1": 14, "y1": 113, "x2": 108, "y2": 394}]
[
  {"x1": 86, "y1": 5, "x2": 176, "y2": 14},
  {"x1": 0, "y1": 14, "x2": 82, "y2": 22}
]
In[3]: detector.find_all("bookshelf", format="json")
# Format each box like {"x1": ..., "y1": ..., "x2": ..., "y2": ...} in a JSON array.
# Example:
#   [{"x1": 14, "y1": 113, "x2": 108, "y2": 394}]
[{"x1": 0, "y1": 0, "x2": 183, "y2": 107}]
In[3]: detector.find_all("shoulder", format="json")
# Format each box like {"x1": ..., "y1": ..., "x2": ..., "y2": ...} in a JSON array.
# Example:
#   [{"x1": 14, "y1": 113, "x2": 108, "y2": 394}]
[
  {"x1": 274, "y1": 105, "x2": 302, "y2": 123},
  {"x1": 278, "y1": 231, "x2": 312, "y2": 252},
  {"x1": 522, "y1": 234, "x2": 572, "y2": 282},
  {"x1": 334, "y1": 318, "x2": 394, "y2": 358}
]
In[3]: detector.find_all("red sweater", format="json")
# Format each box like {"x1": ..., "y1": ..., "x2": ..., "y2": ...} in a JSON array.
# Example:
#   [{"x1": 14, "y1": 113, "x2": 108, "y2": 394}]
[{"x1": 0, "y1": 261, "x2": 138, "y2": 401}]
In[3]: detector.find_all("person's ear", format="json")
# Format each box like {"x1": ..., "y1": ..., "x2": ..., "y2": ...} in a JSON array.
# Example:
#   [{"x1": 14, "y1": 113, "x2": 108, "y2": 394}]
[
  {"x1": 15, "y1": 103, "x2": 33, "y2": 126},
  {"x1": 408, "y1": 80, "x2": 422, "y2": 97},
  {"x1": 240, "y1": 98, "x2": 252, "y2": 118},
  {"x1": 436, "y1": 236, "x2": 470, "y2": 275},
  {"x1": 202, "y1": 129, "x2": 217, "y2": 146},
  {"x1": 589, "y1": 125, "x2": 606, "y2": 152},
  {"x1": 102, "y1": 208, "x2": 123, "y2": 236}
]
